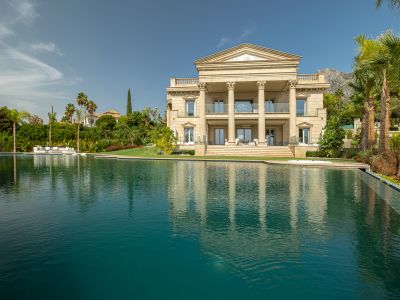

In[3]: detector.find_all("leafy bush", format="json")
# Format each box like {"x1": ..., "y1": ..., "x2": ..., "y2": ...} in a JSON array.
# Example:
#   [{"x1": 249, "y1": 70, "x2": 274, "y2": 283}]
[
  {"x1": 104, "y1": 144, "x2": 141, "y2": 152},
  {"x1": 172, "y1": 150, "x2": 195, "y2": 155},
  {"x1": 370, "y1": 151, "x2": 398, "y2": 177},
  {"x1": 320, "y1": 116, "x2": 345, "y2": 157},
  {"x1": 306, "y1": 150, "x2": 325, "y2": 157},
  {"x1": 389, "y1": 133, "x2": 400, "y2": 153},
  {"x1": 150, "y1": 127, "x2": 177, "y2": 154}
]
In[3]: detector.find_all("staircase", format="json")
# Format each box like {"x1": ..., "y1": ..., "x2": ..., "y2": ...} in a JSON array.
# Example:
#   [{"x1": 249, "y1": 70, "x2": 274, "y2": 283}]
[{"x1": 205, "y1": 145, "x2": 294, "y2": 157}]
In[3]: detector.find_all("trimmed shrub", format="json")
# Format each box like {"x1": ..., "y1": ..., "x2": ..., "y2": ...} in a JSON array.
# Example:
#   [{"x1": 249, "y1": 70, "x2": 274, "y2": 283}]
[{"x1": 370, "y1": 151, "x2": 398, "y2": 177}]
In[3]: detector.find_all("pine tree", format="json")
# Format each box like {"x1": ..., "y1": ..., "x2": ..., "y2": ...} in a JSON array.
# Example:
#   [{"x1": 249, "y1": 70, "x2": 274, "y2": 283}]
[{"x1": 127, "y1": 88, "x2": 132, "y2": 115}]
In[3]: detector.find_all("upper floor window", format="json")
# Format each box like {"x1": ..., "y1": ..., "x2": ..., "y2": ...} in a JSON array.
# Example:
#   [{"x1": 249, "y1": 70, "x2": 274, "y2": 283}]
[
  {"x1": 214, "y1": 100, "x2": 224, "y2": 113},
  {"x1": 296, "y1": 99, "x2": 307, "y2": 116},
  {"x1": 235, "y1": 100, "x2": 254, "y2": 113},
  {"x1": 186, "y1": 100, "x2": 195, "y2": 116},
  {"x1": 265, "y1": 99, "x2": 275, "y2": 112}
]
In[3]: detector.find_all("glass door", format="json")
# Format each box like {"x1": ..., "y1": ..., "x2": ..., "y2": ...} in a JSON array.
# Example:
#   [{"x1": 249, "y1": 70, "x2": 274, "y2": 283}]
[
  {"x1": 214, "y1": 128, "x2": 225, "y2": 145},
  {"x1": 236, "y1": 128, "x2": 252, "y2": 143},
  {"x1": 299, "y1": 128, "x2": 310, "y2": 144},
  {"x1": 266, "y1": 128, "x2": 275, "y2": 145}
]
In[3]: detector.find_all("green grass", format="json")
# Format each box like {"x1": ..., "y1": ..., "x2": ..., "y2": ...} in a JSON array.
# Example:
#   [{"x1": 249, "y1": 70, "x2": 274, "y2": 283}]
[
  {"x1": 380, "y1": 174, "x2": 400, "y2": 185},
  {"x1": 103, "y1": 147, "x2": 358, "y2": 163}
]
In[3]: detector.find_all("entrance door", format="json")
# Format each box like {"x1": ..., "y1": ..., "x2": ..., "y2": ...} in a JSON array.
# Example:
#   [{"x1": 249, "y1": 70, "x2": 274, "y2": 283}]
[
  {"x1": 214, "y1": 128, "x2": 225, "y2": 145},
  {"x1": 266, "y1": 128, "x2": 275, "y2": 145},
  {"x1": 237, "y1": 128, "x2": 252, "y2": 143}
]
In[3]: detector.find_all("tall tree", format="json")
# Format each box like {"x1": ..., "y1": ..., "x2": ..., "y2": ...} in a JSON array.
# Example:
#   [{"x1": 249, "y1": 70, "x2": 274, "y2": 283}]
[
  {"x1": 64, "y1": 103, "x2": 75, "y2": 123},
  {"x1": 9, "y1": 109, "x2": 30, "y2": 152},
  {"x1": 356, "y1": 32, "x2": 400, "y2": 152},
  {"x1": 76, "y1": 92, "x2": 88, "y2": 126},
  {"x1": 48, "y1": 106, "x2": 57, "y2": 146},
  {"x1": 376, "y1": 0, "x2": 400, "y2": 8},
  {"x1": 86, "y1": 100, "x2": 97, "y2": 127},
  {"x1": 75, "y1": 108, "x2": 85, "y2": 154},
  {"x1": 127, "y1": 88, "x2": 132, "y2": 115}
]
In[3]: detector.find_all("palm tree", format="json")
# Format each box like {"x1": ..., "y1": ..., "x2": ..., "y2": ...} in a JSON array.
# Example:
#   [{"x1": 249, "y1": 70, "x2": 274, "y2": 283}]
[
  {"x1": 86, "y1": 100, "x2": 97, "y2": 127},
  {"x1": 76, "y1": 92, "x2": 88, "y2": 125},
  {"x1": 376, "y1": 0, "x2": 400, "y2": 8},
  {"x1": 9, "y1": 109, "x2": 30, "y2": 153},
  {"x1": 76, "y1": 92, "x2": 88, "y2": 107},
  {"x1": 75, "y1": 108, "x2": 85, "y2": 154},
  {"x1": 357, "y1": 32, "x2": 400, "y2": 152},
  {"x1": 65, "y1": 103, "x2": 75, "y2": 123},
  {"x1": 351, "y1": 68, "x2": 380, "y2": 149}
]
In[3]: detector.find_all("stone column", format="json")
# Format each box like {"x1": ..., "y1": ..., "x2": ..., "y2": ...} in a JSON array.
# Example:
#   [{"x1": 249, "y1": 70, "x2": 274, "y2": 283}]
[
  {"x1": 198, "y1": 82, "x2": 207, "y2": 144},
  {"x1": 257, "y1": 81, "x2": 266, "y2": 145},
  {"x1": 289, "y1": 80, "x2": 297, "y2": 144},
  {"x1": 227, "y1": 82, "x2": 236, "y2": 144}
]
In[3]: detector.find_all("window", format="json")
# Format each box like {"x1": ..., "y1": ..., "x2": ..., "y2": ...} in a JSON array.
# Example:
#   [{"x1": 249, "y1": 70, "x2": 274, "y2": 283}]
[
  {"x1": 236, "y1": 128, "x2": 252, "y2": 143},
  {"x1": 214, "y1": 100, "x2": 224, "y2": 113},
  {"x1": 184, "y1": 127, "x2": 194, "y2": 143},
  {"x1": 186, "y1": 100, "x2": 195, "y2": 116},
  {"x1": 299, "y1": 128, "x2": 310, "y2": 144},
  {"x1": 296, "y1": 99, "x2": 306, "y2": 116},
  {"x1": 265, "y1": 99, "x2": 275, "y2": 112},
  {"x1": 214, "y1": 128, "x2": 225, "y2": 145},
  {"x1": 235, "y1": 100, "x2": 253, "y2": 113}
]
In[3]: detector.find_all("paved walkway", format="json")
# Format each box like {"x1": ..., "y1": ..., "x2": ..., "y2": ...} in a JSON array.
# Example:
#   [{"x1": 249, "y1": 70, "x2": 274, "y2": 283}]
[{"x1": 94, "y1": 154, "x2": 370, "y2": 170}]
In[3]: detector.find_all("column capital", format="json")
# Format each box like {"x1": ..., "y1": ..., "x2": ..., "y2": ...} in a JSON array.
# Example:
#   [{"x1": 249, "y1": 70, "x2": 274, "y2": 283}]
[
  {"x1": 257, "y1": 81, "x2": 266, "y2": 90},
  {"x1": 226, "y1": 81, "x2": 236, "y2": 90},
  {"x1": 288, "y1": 80, "x2": 297, "y2": 89},
  {"x1": 198, "y1": 82, "x2": 207, "y2": 91}
]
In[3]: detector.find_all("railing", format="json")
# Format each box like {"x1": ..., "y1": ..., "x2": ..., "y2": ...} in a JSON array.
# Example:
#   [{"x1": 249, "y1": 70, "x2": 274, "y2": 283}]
[
  {"x1": 297, "y1": 74, "x2": 324, "y2": 82},
  {"x1": 206, "y1": 102, "x2": 289, "y2": 114},
  {"x1": 235, "y1": 102, "x2": 258, "y2": 113},
  {"x1": 206, "y1": 103, "x2": 228, "y2": 114},
  {"x1": 177, "y1": 112, "x2": 198, "y2": 118},
  {"x1": 170, "y1": 78, "x2": 199, "y2": 87},
  {"x1": 265, "y1": 103, "x2": 289, "y2": 113}
]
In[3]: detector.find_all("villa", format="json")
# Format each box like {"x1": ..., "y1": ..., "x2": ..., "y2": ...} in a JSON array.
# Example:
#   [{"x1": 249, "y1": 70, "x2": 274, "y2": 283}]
[
  {"x1": 84, "y1": 108, "x2": 121, "y2": 126},
  {"x1": 166, "y1": 43, "x2": 330, "y2": 157}
]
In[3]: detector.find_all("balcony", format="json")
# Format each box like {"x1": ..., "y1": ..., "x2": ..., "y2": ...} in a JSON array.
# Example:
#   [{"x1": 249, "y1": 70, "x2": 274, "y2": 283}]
[
  {"x1": 235, "y1": 101, "x2": 258, "y2": 113},
  {"x1": 265, "y1": 103, "x2": 289, "y2": 113},
  {"x1": 297, "y1": 74, "x2": 325, "y2": 83},
  {"x1": 206, "y1": 103, "x2": 228, "y2": 114},
  {"x1": 170, "y1": 78, "x2": 199, "y2": 87}
]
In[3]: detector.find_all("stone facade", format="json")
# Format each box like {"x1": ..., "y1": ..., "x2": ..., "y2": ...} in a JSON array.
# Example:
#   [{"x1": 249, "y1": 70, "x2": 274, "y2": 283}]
[{"x1": 166, "y1": 44, "x2": 329, "y2": 156}]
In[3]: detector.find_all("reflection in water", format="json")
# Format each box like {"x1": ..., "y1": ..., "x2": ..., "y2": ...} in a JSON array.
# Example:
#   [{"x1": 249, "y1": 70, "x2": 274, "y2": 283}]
[
  {"x1": 167, "y1": 161, "x2": 400, "y2": 297},
  {"x1": 1, "y1": 156, "x2": 400, "y2": 299}
]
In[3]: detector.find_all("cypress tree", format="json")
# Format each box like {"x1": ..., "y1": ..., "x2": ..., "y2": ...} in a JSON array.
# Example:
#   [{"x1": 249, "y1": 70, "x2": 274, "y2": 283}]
[{"x1": 127, "y1": 88, "x2": 132, "y2": 115}]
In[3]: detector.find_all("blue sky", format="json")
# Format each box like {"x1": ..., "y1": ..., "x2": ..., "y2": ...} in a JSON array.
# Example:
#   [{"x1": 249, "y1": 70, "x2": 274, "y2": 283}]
[{"x1": 0, "y1": 0, "x2": 399, "y2": 119}]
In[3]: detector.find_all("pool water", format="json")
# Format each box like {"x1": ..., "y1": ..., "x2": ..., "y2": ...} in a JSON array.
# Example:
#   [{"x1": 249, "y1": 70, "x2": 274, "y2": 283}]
[{"x1": 0, "y1": 155, "x2": 399, "y2": 299}]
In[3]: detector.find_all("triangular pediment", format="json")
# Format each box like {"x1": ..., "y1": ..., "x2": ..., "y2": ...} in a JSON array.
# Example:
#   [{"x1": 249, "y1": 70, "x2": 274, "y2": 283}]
[
  {"x1": 195, "y1": 43, "x2": 301, "y2": 64},
  {"x1": 182, "y1": 122, "x2": 196, "y2": 127},
  {"x1": 297, "y1": 122, "x2": 313, "y2": 128}
]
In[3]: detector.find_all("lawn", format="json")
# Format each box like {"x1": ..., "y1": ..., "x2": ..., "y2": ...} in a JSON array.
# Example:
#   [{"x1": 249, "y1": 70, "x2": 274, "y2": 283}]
[{"x1": 103, "y1": 147, "x2": 359, "y2": 163}]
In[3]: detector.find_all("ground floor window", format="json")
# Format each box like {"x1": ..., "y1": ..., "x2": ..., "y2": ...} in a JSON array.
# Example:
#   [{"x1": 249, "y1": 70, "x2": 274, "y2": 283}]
[
  {"x1": 215, "y1": 128, "x2": 225, "y2": 145},
  {"x1": 237, "y1": 128, "x2": 252, "y2": 143},
  {"x1": 266, "y1": 128, "x2": 275, "y2": 145},
  {"x1": 299, "y1": 128, "x2": 310, "y2": 144},
  {"x1": 184, "y1": 127, "x2": 194, "y2": 143}
]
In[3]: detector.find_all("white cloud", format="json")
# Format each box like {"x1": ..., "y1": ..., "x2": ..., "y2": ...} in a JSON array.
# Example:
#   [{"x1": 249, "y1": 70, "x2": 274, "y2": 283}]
[
  {"x1": 9, "y1": 0, "x2": 39, "y2": 24},
  {"x1": 0, "y1": 1, "x2": 78, "y2": 117},
  {"x1": 31, "y1": 42, "x2": 64, "y2": 56},
  {"x1": 0, "y1": 24, "x2": 14, "y2": 39},
  {"x1": 217, "y1": 28, "x2": 255, "y2": 48}
]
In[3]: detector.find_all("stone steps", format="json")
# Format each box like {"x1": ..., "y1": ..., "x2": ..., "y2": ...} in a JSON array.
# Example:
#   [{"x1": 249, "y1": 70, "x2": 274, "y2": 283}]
[{"x1": 205, "y1": 146, "x2": 294, "y2": 157}]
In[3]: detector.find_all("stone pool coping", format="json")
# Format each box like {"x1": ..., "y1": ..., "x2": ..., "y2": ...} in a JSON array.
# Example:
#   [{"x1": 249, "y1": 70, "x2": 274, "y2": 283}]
[{"x1": 93, "y1": 153, "x2": 370, "y2": 170}]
